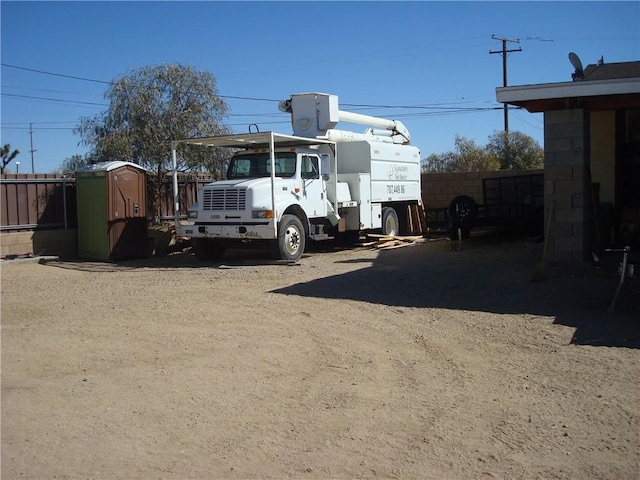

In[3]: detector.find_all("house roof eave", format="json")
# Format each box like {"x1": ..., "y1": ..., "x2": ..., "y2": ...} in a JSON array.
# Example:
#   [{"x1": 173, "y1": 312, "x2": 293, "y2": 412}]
[{"x1": 496, "y1": 77, "x2": 640, "y2": 112}]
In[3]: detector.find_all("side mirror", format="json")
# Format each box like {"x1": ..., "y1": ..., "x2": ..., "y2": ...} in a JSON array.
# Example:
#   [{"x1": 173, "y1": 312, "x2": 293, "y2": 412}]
[{"x1": 320, "y1": 154, "x2": 330, "y2": 176}]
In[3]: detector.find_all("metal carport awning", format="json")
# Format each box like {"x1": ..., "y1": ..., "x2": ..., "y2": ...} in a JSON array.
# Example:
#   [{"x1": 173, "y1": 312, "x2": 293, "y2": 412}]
[{"x1": 171, "y1": 131, "x2": 336, "y2": 150}]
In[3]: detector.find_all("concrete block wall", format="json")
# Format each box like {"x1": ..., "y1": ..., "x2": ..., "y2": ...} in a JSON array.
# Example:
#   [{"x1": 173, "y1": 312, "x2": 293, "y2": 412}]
[
  {"x1": 544, "y1": 109, "x2": 589, "y2": 264},
  {"x1": 1, "y1": 229, "x2": 78, "y2": 259},
  {"x1": 421, "y1": 169, "x2": 543, "y2": 210}
]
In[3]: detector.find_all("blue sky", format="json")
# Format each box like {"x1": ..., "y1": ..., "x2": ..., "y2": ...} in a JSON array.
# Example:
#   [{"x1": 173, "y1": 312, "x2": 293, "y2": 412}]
[{"x1": 1, "y1": 1, "x2": 639, "y2": 173}]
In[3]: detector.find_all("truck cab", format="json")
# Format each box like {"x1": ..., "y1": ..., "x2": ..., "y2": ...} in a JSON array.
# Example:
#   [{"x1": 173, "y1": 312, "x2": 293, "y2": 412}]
[{"x1": 179, "y1": 137, "x2": 338, "y2": 261}]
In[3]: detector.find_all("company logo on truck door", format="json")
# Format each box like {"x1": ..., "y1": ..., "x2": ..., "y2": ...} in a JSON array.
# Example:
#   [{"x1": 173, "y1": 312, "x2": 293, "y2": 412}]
[{"x1": 388, "y1": 165, "x2": 409, "y2": 180}]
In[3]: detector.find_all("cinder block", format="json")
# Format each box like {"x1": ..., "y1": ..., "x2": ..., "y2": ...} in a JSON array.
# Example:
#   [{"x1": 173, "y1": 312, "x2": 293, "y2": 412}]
[
  {"x1": 547, "y1": 249, "x2": 572, "y2": 265},
  {"x1": 0, "y1": 234, "x2": 20, "y2": 246},
  {"x1": 572, "y1": 223, "x2": 587, "y2": 237},
  {"x1": 546, "y1": 151, "x2": 586, "y2": 167},
  {"x1": 572, "y1": 166, "x2": 585, "y2": 181},
  {"x1": 558, "y1": 179, "x2": 584, "y2": 195},
  {"x1": 553, "y1": 194, "x2": 573, "y2": 209},
  {"x1": 550, "y1": 222, "x2": 572, "y2": 237},
  {"x1": 544, "y1": 181, "x2": 555, "y2": 197},
  {"x1": 555, "y1": 207, "x2": 584, "y2": 223},
  {"x1": 545, "y1": 109, "x2": 587, "y2": 126},
  {"x1": 545, "y1": 122, "x2": 586, "y2": 140},
  {"x1": 545, "y1": 137, "x2": 583, "y2": 154},
  {"x1": 555, "y1": 235, "x2": 583, "y2": 252}
]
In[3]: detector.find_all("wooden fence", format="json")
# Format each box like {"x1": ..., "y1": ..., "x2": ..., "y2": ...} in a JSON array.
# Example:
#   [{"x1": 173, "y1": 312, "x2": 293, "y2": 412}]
[{"x1": 0, "y1": 173, "x2": 214, "y2": 232}]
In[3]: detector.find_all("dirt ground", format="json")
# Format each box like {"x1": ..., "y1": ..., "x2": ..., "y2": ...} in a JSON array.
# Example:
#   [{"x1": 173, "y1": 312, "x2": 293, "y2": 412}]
[{"x1": 1, "y1": 230, "x2": 639, "y2": 480}]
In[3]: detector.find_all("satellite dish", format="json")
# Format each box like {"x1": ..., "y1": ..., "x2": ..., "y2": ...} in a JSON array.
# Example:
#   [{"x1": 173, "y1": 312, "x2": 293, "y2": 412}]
[{"x1": 569, "y1": 52, "x2": 584, "y2": 79}]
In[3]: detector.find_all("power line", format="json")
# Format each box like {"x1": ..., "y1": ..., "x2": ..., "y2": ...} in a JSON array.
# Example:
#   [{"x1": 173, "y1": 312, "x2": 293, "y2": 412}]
[
  {"x1": 0, "y1": 121, "x2": 78, "y2": 125},
  {"x1": 1, "y1": 126, "x2": 74, "y2": 130},
  {"x1": 3, "y1": 89, "x2": 501, "y2": 116},
  {"x1": 1, "y1": 62, "x2": 511, "y2": 137},
  {"x1": 1, "y1": 62, "x2": 501, "y2": 112},
  {"x1": 1, "y1": 63, "x2": 112, "y2": 84},
  {"x1": 2, "y1": 84, "x2": 104, "y2": 97},
  {"x1": 1, "y1": 92, "x2": 107, "y2": 107},
  {"x1": 221, "y1": 95, "x2": 281, "y2": 103},
  {"x1": 1, "y1": 63, "x2": 283, "y2": 103}
]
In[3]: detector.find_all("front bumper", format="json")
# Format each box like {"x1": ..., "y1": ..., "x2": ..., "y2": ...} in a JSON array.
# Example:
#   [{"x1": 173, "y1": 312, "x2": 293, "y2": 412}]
[{"x1": 178, "y1": 222, "x2": 276, "y2": 240}]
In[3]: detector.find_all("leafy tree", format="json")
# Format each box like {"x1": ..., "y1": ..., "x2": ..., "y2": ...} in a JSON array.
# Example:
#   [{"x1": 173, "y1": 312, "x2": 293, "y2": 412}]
[
  {"x1": 421, "y1": 135, "x2": 500, "y2": 173},
  {"x1": 422, "y1": 152, "x2": 452, "y2": 173},
  {"x1": 486, "y1": 131, "x2": 543, "y2": 170},
  {"x1": 1, "y1": 144, "x2": 20, "y2": 174},
  {"x1": 59, "y1": 154, "x2": 93, "y2": 174},
  {"x1": 452, "y1": 135, "x2": 500, "y2": 172},
  {"x1": 421, "y1": 131, "x2": 542, "y2": 173},
  {"x1": 75, "y1": 64, "x2": 230, "y2": 219}
]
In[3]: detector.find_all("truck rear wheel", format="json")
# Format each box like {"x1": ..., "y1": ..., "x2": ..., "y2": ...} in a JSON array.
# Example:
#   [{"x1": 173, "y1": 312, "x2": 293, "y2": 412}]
[
  {"x1": 192, "y1": 238, "x2": 226, "y2": 261},
  {"x1": 274, "y1": 214, "x2": 305, "y2": 261},
  {"x1": 382, "y1": 207, "x2": 399, "y2": 237}
]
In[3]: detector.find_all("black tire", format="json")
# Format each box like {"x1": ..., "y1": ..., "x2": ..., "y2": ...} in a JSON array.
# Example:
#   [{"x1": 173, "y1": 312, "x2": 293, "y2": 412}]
[
  {"x1": 274, "y1": 214, "x2": 305, "y2": 261},
  {"x1": 448, "y1": 195, "x2": 478, "y2": 232},
  {"x1": 382, "y1": 207, "x2": 399, "y2": 237},
  {"x1": 191, "y1": 238, "x2": 226, "y2": 261}
]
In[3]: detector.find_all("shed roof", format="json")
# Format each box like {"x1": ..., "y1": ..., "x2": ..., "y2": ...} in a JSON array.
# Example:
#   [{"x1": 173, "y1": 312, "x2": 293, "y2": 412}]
[{"x1": 75, "y1": 161, "x2": 147, "y2": 174}]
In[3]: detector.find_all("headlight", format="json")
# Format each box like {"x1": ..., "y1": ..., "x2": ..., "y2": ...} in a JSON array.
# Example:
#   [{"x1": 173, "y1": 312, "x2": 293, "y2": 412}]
[
  {"x1": 252, "y1": 210, "x2": 273, "y2": 219},
  {"x1": 187, "y1": 202, "x2": 198, "y2": 219}
]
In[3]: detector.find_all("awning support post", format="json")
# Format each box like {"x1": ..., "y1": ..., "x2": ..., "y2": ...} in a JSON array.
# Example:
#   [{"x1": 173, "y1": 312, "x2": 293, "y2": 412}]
[{"x1": 171, "y1": 141, "x2": 181, "y2": 231}]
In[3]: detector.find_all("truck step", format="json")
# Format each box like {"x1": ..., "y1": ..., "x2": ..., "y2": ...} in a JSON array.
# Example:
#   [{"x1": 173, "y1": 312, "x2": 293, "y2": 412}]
[{"x1": 309, "y1": 234, "x2": 335, "y2": 241}]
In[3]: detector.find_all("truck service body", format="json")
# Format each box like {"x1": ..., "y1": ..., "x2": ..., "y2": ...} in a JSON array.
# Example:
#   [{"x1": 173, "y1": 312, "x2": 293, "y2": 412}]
[{"x1": 171, "y1": 93, "x2": 422, "y2": 261}]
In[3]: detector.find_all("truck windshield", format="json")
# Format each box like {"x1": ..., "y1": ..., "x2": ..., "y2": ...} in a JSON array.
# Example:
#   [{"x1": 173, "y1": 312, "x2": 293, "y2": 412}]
[{"x1": 227, "y1": 152, "x2": 296, "y2": 179}]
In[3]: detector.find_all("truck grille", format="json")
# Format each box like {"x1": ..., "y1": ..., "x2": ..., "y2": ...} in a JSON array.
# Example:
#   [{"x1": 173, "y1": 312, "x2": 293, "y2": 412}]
[{"x1": 202, "y1": 188, "x2": 246, "y2": 211}]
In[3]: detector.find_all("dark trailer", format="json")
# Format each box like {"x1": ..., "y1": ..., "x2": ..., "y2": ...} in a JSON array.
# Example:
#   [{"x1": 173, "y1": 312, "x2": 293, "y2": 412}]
[{"x1": 438, "y1": 173, "x2": 544, "y2": 238}]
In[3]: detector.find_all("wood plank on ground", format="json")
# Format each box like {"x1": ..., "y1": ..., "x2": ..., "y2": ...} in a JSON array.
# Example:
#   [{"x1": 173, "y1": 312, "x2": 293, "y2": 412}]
[{"x1": 357, "y1": 233, "x2": 426, "y2": 250}]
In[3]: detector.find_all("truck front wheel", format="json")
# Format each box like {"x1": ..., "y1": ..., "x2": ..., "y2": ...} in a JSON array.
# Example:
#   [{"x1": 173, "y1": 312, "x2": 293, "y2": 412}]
[
  {"x1": 192, "y1": 238, "x2": 226, "y2": 261},
  {"x1": 382, "y1": 207, "x2": 399, "y2": 237},
  {"x1": 273, "y1": 214, "x2": 305, "y2": 261}
]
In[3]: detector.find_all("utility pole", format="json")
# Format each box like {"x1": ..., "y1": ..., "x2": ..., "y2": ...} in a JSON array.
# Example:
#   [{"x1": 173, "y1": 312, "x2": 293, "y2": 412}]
[
  {"x1": 489, "y1": 35, "x2": 522, "y2": 133},
  {"x1": 29, "y1": 123, "x2": 37, "y2": 173}
]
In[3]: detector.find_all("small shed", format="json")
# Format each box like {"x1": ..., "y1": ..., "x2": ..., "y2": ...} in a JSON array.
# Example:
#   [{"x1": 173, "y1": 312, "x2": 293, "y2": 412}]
[{"x1": 76, "y1": 161, "x2": 148, "y2": 260}]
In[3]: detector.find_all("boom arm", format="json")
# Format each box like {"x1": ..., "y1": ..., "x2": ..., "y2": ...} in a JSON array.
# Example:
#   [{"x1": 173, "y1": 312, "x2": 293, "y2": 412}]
[
  {"x1": 336, "y1": 110, "x2": 410, "y2": 143},
  {"x1": 279, "y1": 93, "x2": 411, "y2": 144}
]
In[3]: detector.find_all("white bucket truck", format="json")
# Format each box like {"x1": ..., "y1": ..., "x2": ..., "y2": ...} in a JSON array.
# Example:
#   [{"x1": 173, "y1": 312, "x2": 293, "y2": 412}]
[{"x1": 171, "y1": 92, "x2": 422, "y2": 261}]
